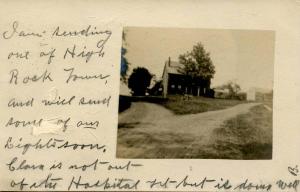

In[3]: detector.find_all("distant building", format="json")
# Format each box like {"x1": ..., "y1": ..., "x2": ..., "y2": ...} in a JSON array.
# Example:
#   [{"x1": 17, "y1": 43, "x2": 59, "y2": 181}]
[
  {"x1": 246, "y1": 87, "x2": 273, "y2": 102},
  {"x1": 214, "y1": 88, "x2": 230, "y2": 99},
  {"x1": 246, "y1": 88, "x2": 256, "y2": 101},
  {"x1": 162, "y1": 58, "x2": 212, "y2": 98}
]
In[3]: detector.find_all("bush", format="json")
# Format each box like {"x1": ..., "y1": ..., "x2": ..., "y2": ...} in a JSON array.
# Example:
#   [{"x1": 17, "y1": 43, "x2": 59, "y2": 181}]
[{"x1": 119, "y1": 95, "x2": 131, "y2": 112}]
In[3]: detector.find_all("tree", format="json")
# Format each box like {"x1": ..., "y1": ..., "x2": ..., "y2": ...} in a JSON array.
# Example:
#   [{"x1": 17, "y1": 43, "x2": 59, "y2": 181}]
[
  {"x1": 121, "y1": 47, "x2": 129, "y2": 82},
  {"x1": 178, "y1": 43, "x2": 215, "y2": 95},
  {"x1": 128, "y1": 67, "x2": 153, "y2": 96},
  {"x1": 120, "y1": 30, "x2": 130, "y2": 82},
  {"x1": 218, "y1": 81, "x2": 241, "y2": 98}
]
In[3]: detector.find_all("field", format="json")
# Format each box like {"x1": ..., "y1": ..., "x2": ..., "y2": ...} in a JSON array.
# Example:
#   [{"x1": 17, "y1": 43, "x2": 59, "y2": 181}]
[{"x1": 161, "y1": 95, "x2": 247, "y2": 115}]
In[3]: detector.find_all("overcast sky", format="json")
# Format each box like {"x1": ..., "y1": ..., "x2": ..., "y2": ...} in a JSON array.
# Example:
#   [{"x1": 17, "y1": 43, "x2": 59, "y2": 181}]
[{"x1": 122, "y1": 27, "x2": 275, "y2": 91}]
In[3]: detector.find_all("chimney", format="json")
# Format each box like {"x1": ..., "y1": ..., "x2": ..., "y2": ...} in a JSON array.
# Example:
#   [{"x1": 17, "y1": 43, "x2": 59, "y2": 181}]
[{"x1": 168, "y1": 56, "x2": 171, "y2": 66}]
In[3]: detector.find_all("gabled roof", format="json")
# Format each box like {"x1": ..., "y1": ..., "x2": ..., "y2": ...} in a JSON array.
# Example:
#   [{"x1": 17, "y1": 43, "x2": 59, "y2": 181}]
[{"x1": 163, "y1": 60, "x2": 184, "y2": 76}]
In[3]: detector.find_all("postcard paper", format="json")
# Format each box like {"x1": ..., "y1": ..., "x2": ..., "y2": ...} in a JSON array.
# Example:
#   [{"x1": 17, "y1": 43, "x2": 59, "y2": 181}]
[{"x1": 0, "y1": 0, "x2": 299, "y2": 191}]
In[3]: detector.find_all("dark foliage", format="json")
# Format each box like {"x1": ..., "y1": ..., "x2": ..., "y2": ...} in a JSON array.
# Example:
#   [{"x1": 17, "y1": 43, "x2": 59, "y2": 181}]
[
  {"x1": 128, "y1": 67, "x2": 153, "y2": 96},
  {"x1": 120, "y1": 47, "x2": 129, "y2": 82},
  {"x1": 120, "y1": 30, "x2": 130, "y2": 82},
  {"x1": 119, "y1": 95, "x2": 132, "y2": 113},
  {"x1": 178, "y1": 43, "x2": 215, "y2": 90}
]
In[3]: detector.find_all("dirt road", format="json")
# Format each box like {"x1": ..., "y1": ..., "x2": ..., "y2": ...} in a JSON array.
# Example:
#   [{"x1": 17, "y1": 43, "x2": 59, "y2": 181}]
[{"x1": 117, "y1": 102, "x2": 264, "y2": 158}]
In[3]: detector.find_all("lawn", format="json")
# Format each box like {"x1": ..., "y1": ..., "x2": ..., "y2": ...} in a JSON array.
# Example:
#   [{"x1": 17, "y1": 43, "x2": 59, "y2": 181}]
[
  {"x1": 161, "y1": 95, "x2": 247, "y2": 115},
  {"x1": 206, "y1": 104, "x2": 272, "y2": 159}
]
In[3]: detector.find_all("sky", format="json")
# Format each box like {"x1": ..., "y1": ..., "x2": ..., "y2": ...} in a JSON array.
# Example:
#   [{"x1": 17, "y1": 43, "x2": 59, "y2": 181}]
[{"x1": 122, "y1": 27, "x2": 275, "y2": 92}]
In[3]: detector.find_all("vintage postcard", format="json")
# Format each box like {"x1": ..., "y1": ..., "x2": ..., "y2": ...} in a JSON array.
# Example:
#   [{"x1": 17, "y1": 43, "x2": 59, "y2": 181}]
[{"x1": 0, "y1": 0, "x2": 299, "y2": 191}]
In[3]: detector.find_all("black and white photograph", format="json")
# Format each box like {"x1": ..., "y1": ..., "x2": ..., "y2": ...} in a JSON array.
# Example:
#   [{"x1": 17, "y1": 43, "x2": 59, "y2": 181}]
[{"x1": 117, "y1": 27, "x2": 274, "y2": 159}]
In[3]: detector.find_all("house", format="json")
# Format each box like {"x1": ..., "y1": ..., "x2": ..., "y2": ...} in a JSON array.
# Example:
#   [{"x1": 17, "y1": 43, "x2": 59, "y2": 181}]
[{"x1": 162, "y1": 57, "x2": 212, "y2": 98}]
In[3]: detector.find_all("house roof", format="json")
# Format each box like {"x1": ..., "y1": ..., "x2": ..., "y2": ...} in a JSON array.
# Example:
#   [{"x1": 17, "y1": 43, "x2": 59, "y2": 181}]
[{"x1": 163, "y1": 60, "x2": 184, "y2": 75}]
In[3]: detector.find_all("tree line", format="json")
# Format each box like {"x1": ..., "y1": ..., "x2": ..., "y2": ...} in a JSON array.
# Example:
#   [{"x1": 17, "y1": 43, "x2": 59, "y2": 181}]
[{"x1": 121, "y1": 42, "x2": 216, "y2": 96}]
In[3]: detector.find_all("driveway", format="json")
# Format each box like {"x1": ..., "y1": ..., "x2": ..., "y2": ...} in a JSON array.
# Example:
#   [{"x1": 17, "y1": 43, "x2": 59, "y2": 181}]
[{"x1": 117, "y1": 102, "x2": 262, "y2": 158}]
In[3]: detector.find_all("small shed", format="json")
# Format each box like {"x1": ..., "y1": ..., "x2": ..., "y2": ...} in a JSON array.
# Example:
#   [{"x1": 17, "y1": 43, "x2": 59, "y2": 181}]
[{"x1": 247, "y1": 88, "x2": 256, "y2": 101}]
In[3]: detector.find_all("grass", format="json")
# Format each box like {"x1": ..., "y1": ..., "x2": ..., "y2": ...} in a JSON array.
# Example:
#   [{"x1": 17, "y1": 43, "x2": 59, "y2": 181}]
[
  {"x1": 161, "y1": 95, "x2": 247, "y2": 115},
  {"x1": 210, "y1": 104, "x2": 272, "y2": 159}
]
